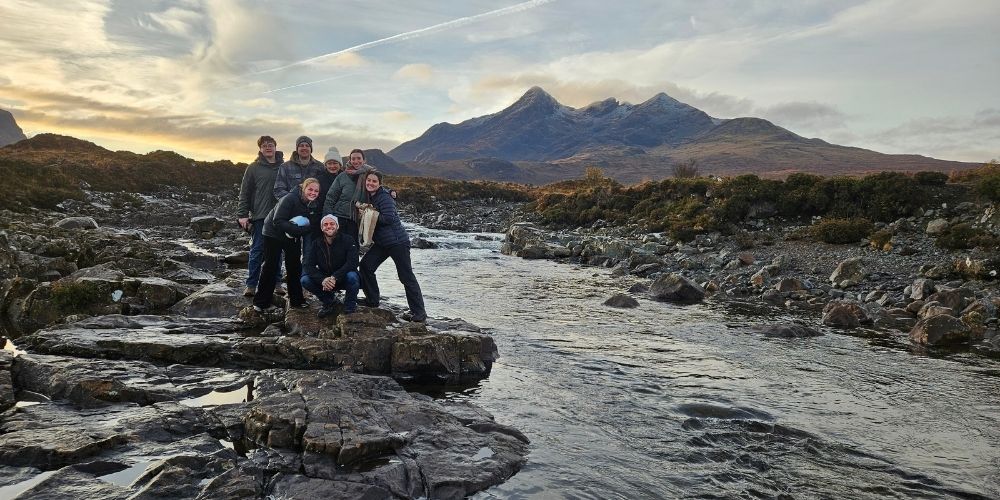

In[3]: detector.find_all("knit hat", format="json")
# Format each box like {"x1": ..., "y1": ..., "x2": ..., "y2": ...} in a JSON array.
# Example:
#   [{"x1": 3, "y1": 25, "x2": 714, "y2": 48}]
[
  {"x1": 321, "y1": 214, "x2": 339, "y2": 226},
  {"x1": 295, "y1": 136, "x2": 313, "y2": 150},
  {"x1": 323, "y1": 146, "x2": 342, "y2": 164}
]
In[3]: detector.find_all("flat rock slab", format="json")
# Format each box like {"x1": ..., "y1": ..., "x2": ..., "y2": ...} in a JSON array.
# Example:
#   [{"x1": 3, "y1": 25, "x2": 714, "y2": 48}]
[
  {"x1": 0, "y1": 366, "x2": 527, "y2": 499},
  {"x1": 17, "y1": 312, "x2": 497, "y2": 382},
  {"x1": 12, "y1": 353, "x2": 251, "y2": 408},
  {"x1": 243, "y1": 370, "x2": 529, "y2": 499}
]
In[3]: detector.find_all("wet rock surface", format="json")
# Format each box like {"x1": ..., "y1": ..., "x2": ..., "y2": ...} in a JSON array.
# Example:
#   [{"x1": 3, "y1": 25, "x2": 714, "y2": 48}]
[{"x1": 0, "y1": 188, "x2": 526, "y2": 499}]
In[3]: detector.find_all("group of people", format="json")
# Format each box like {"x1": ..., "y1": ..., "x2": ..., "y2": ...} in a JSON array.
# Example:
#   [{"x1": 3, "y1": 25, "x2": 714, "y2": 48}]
[{"x1": 236, "y1": 135, "x2": 426, "y2": 322}]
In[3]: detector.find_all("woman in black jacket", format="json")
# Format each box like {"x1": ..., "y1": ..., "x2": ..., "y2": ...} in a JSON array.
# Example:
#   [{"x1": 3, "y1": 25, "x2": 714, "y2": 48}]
[
  {"x1": 253, "y1": 177, "x2": 320, "y2": 312},
  {"x1": 359, "y1": 171, "x2": 426, "y2": 322}
]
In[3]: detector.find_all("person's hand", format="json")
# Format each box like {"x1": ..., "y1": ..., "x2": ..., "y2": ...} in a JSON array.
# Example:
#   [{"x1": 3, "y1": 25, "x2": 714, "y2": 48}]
[
  {"x1": 238, "y1": 217, "x2": 250, "y2": 230},
  {"x1": 322, "y1": 276, "x2": 336, "y2": 291}
]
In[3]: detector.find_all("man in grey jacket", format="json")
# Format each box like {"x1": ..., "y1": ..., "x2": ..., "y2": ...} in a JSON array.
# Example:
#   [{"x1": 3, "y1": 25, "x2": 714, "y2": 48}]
[
  {"x1": 274, "y1": 136, "x2": 324, "y2": 199},
  {"x1": 237, "y1": 135, "x2": 285, "y2": 297}
]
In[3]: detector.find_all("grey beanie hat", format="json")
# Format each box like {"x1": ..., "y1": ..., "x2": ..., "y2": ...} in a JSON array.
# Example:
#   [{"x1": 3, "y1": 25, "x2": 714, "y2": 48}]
[
  {"x1": 321, "y1": 214, "x2": 339, "y2": 225},
  {"x1": 323, "y1": 146, "x2": 342, "y2": 164},
  {"x1": 295, "y1": 136, "x2": 313, "y2": 149}
]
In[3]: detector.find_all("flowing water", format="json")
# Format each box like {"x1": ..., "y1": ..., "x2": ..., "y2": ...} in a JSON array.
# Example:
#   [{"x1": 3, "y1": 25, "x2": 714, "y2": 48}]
[{"x1": 373, "y1": 225, "x2": 1000, "y2": 499}]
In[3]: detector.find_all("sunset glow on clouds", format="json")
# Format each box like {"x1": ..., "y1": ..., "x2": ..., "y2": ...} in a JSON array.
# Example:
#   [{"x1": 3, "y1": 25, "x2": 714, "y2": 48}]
[{"x1": 0, "y1": 0, "x2": 997, "y2": 163}]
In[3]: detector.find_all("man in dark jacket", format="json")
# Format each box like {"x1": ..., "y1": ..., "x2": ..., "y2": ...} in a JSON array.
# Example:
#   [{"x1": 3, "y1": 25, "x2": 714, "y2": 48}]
[
  {"x1": 236, "y1": 135, "x2": 284, "y2": 297},
  {"x1": 301, "y1": 214, "x2": 360, "y2": 317},
  {"x1": 274, "y1": 136, "x2": 324, "y2": 199}
]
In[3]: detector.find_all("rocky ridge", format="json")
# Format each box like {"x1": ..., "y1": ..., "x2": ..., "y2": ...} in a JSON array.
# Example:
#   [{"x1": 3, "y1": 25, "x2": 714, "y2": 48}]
[{"x1": 0, "y1": 188, "x2": 527, "y2": 499}]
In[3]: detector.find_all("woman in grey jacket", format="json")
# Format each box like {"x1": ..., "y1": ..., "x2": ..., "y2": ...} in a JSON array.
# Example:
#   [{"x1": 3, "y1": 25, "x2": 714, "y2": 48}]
[
  {"x1": 322, "y1": 148, "x2": 373, "y2": 244},
  {"x1": 358, "y1": 171, "x2": 426, "y2": 322},
  {"x1": 253, "y1": 177, "x2": 320, "y2": 312}
]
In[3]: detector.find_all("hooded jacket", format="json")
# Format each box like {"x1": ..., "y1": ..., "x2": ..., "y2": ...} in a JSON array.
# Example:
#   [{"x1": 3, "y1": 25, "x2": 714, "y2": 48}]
[
  {"x1": 237, "y1": 150, "x2": 284, "y2": 221},
  {"x1": 262, "y1": 185, "x2": 318, "y2": 240},
  {"x1": 273, "y1": 152, "x2": 324, "y2": 200}
]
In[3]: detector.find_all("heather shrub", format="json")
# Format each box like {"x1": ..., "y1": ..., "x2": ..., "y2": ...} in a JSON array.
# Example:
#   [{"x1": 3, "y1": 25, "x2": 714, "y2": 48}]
[
  {"x1": 914, "y1": 171, "x2": 948, "y2": 186},
  {"x1": 935, "y1": 223, "x2": 1000, "y2": 250},
  {"x1": 811, "y1": 218, "x2": 874, "y2": 244}
]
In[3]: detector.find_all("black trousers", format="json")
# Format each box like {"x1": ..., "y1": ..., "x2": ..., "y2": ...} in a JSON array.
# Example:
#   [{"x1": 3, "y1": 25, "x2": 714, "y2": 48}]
[
  {"x1": 360, "y1": 243, "x2": 426, "y2": 320},
  {"x1": 253, "y1": 235, "x2": 304, "y2": 308}
]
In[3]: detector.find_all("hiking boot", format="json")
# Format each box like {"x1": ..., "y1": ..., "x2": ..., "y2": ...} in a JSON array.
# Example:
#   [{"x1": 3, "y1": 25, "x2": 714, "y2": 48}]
[
  {"x1": 252, "y1": 304, "x2": 270, "y2": 313},
  {"x1": 274, "y1": 285, "x2": 286, "y2": 296},
  {"x1": 317, "y1": 304, "x2": 337, "y2": 318},
  {"x1": 291, "y1": 301, "x2": 309, "y2": 309},
  {"x1": 243, "y1": 286, "x2": 255, "y2": 297},
  {"x1": 401, "y1": 312, "x2": 426, "y2": 323}
]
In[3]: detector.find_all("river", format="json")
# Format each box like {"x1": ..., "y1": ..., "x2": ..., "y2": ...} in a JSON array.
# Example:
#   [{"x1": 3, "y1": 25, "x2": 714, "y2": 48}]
[{"x1": 373, "y1": 225, "x2": 1000, "y2": 499}]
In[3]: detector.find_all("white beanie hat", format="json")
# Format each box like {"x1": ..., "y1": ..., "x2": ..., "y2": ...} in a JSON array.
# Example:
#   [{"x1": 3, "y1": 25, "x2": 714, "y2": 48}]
[
  {"x1": 323, "y1": 146, "x2": 342, "y2": 164},
  {"x1": 321, "y1": 214, "x2": 339, "y2": 225}
]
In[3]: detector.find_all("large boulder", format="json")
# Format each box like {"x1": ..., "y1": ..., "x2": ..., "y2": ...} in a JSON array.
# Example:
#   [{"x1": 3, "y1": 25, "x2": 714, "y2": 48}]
[
  {"x1": 649, "y1": 274, "x2": 706, "y2": 303},
  {"x1": 830, "y1": 257, "x2": 865, "y2": 287},
  {"x1": 909, "y1": 314, "x2": 973, "y2": 345},
  {"x1": 170, "y1": 282, "x2": 247, "y2": 318},
  {"x1": 189, "y1": 216, "x2": 225, "y2": 238},
  {"x1": 821, "y1": 300, "x2": 872, "y2": 328},
  {"x1": 53, "y1": 217, "x2": 99, "y2": 230}
]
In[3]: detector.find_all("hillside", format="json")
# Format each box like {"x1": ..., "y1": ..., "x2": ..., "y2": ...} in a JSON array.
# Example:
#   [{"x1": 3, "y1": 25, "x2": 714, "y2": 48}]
[{"x1": 0, "y1": 109, "x2": 27, "y2": 147}]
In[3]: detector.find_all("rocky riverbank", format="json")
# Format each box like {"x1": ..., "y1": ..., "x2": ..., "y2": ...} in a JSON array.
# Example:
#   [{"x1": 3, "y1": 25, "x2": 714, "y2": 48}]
[
  {"x1": 0, "y1": 188, "x2": 528, "y2": 499},
  {"x1": 499, "y1": 202, "x2": 1000, "y2": 356}
]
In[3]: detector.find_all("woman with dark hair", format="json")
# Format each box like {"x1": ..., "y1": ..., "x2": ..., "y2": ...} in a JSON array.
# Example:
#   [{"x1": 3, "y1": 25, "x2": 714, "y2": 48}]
[
  {"x1": 359, "y1": 170, "x2": 426, "y2": 322},
  {"x1": 253, "y1": 177, "x2": 320, "y2": 312},
  {"x1": 322, "y1": 148, "x2": 373, "y2": 244}
]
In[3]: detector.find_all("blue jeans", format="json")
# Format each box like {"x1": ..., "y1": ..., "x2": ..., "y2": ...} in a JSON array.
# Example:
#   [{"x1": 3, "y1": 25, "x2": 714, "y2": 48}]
[
  {"x1": 247, "y1": 219, "x2": 281, "y2": 288},
  {"x1": 300, "y1": 272, "x2": 360, "y2": 312}
]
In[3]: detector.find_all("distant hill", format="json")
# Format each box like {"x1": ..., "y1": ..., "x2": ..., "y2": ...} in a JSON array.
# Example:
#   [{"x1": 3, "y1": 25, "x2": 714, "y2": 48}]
[
  {"x1": 0, "y1": 109, "x2": 27, "y2": 147},
  {"x1": 389, "y1": 87, "x2": 977, "y2": 183},
  {"x1": 0, "y1": 134, "x2": 245, "y2": 210}
]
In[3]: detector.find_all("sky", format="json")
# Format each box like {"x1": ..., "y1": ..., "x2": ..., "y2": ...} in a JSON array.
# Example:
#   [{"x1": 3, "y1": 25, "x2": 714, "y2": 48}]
[{"x1": 1, "y1": 0, "x2": 997, "y2": 164}]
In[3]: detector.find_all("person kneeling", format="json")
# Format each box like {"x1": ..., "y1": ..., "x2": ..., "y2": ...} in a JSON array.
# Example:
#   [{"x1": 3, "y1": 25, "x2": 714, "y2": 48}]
[{"x1": 301, "y1": 214, "x2": 360, "y2": 318}]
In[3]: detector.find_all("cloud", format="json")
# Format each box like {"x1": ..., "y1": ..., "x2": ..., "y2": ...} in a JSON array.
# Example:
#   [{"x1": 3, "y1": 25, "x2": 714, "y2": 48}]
[
  {"x1": 757, "y1": 101, "x2": 848, "y2": 130},
  {"x1": 318, "y1": 52, "x2": 370, "y2": 68},
  {"x1": 237, "y1": 98, "x2": 275, "y2": 109},
  {"x1": 393, "y1": 63, "x2": 434, "y2": 83},
  {"x1": 382, "y1": 111, "x2": 414, "y2": 123},
  {"x1": 867, "y1": 109, "x2": 1000, "y2": 162}
]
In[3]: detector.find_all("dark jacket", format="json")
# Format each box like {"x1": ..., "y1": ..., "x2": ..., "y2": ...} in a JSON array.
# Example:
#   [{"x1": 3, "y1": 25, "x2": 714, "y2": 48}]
[
  {"x1": 314, "y1": 170, "x2": 340, "y2": 229},
  {"x1": 262, "y1": 186, "x2": 318, "y2": 240},
  {"x1": 237, "y1": 151, "x2": 284, "y2": 221},
  {"x1": 369, "y1": 186, "x2": 410, "y2": 248},
  {"x1": 273, "y1": 153, "x2": 324, "y2": 199},
  {"x1": 304, "y1": 231, "x2": 359, "y2": 284}
]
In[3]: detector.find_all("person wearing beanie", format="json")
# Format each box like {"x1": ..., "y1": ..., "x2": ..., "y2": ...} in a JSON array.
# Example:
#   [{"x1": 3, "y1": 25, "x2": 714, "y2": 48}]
[
  {"x1": 313, "y1": 146, "x2": 344, "y2": 236},
  {"x1": 301, "y1": 214, "x2": 360, "y2": 318},
  {"x1": 273, "y1": 135, "x2": 324, "y2": 199},
  {"x1": 236, "y1": 135, "x2": 285, "y2": 297}
]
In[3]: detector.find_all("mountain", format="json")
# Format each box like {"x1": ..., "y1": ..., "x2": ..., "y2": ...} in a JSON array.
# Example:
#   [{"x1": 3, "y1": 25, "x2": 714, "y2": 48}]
[
  {"x1": 389, "y1": 88, "x2": 976, "y2": 183},
  {"x1": 390, "y1": 87, "x2": 717, "y2": 162},
  {"x1": 0, "y1": 109, "x2": 27, "y2": 147}
]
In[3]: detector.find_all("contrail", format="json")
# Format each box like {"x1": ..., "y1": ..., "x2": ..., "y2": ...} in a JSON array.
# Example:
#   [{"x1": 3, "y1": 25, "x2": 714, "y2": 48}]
[
  {"x1": 263, "y1": 73, "x2": 357, "y2": 94},
  {"x1": 256, "y1": 0, "x2": 555, "y2": 75}
]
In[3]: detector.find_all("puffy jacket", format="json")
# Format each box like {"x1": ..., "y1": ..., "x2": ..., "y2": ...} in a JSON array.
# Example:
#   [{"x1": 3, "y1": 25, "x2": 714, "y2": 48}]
[
  {"x1": 273, "y1": 153, "x2": 324, "y2": 199},
  {"x1": 303, "y1": 231, "x2": 359, "y2": 284},
  {"x1": 262, "y1": 186, "x2": 318, "y2": 240},
  {"x1": 322, "y1": 164, "x2": 374, "y2": 221},
  {"x1": 237, "y1": 151, "x2": 284, "y2": 221},
  {"x1": 369, "y1": 186, "x2": 409, "y2": 248}
]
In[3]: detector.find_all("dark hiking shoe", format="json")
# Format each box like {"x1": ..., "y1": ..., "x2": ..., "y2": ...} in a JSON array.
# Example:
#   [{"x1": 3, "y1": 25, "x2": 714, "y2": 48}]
[
  {"x1": 243, "y1": 287, "x2": 255, "y2": 297},
  {"x1": 317, "y1": 304, "x2": 337, "y2": 318}
]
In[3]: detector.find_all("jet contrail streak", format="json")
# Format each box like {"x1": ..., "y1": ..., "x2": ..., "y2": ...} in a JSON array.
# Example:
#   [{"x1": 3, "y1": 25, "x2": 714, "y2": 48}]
[
  {"x1": 257, "y1": 0, "x2": 555, "y2": 75},
  {"x1": 263, "y1": 73, "x2": 356, "y2": 94}
]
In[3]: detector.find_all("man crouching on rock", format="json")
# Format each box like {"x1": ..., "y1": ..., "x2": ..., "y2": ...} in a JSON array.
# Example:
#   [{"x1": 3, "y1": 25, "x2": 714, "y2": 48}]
[{"x1": 301, "y1": 214, "x2": 360, "y2": 318}]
